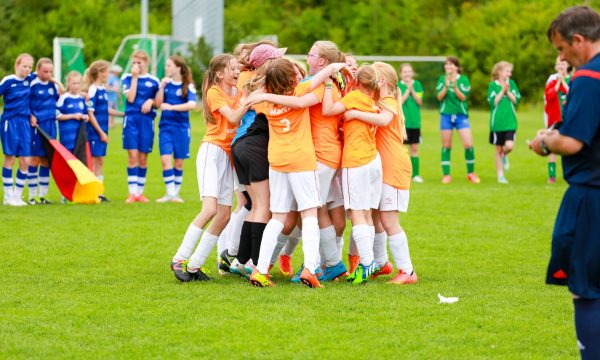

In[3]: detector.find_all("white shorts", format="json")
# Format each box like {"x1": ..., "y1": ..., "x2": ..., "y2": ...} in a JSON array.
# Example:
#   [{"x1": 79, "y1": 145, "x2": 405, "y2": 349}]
[
  {"x1": 196, "y1": 142, "x2": 233, "y2": 206},
  {"x1": 342, "y1": 154, "x2": 382, "y2": 211},
  {"x1": 269, "y1": 168, "x2": 321, "y2": 213},
  {"x1": 233, "y1": 169, "x2": 245, "y2": 192},
  {"x1": 379, "y1": 183, "x2": 410, "y2": 212},
  {"x1": 317, "y1": 162, "x2": 338, "y2": 206},
  {"x1": 327, "y1": 171, "x2": 345, "y2": 210}
]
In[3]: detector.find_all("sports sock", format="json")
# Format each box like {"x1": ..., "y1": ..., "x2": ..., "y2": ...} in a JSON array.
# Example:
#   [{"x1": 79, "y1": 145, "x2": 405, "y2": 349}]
[
  {"x1": 2, "y1": 167, "x2": 13, "y2": 199},
  {"x1": 173, "y1": 224, "x2": 203, "y2": 261},
  {"x1": 410, "y1": 156, "x2": 419, "y2": 177},
  {"x1": 127, "y1": 167, "x2": 138, "y2": 195},
  {"x1": 137, "y1": 167, "x2": 147, "y2": 195},
  {"x1": 188, "y1": 232, "x2": 219, "y2": 270},
  {"x1": 282, "y1": 226, "x2": 301, "y2": 256},
  {"x1": 270, "y1": 233, "x2": 288, "y2": 265},
  {"x1": 27, "y1": 165, "x2": 38, "y2": 199},
  {"x1": 226, "y1": 206, "x2": 249, "y2": 257},
  {"x1": 39, "y1": 166, "x2": 50, "y2": 197},
  {"x1": 163, "y1": 168, "x2": 176, "y2": 197},
  {"x1": 319, "y1": 225, "x2": 338, "y2": 267},
  {"x1": 335, "y1": 236, "x2": 344, "y2": 262},
  {"x1": 574, "y1": 298, "x2": 600, "y2": 360},
  {"x1": 242, "y1": 190, "x2": 252, "y2": 211},
  {"x1": 373, "y1": 231, "x2": 389, "y2": 267},
  {"x1": 256, "y1": 219, "x2": 284, "y2": 274},
  {"x1": 250, "y1": 222, "x2": 267, "y2": 266},
  {"x1": 465, "y1": 147, "x2": 476, "y2": 174},
  {"x1": 352, "y1": 224, "x2": 374, "y2": 266},
  {"x1": 348, "y1": 230, "x2": 358, "y2": 256},
  {"x1": 548, "y1": 162, "x2": 557, "y2": 179},
  {"x1": 174, "y1": 168, "x2": 183, "y2": 194},
  {"x1": 388, "y1": 231, "x2": 413, "y2": 274},
  {"x1": 216, "y1": 221, "x2": 230, "y2": 258},
  {"x1": 441, "y1": 147, "x2": 451, "y2": 176},
  {"x1": 301, "y1": 217, "x2": 320, "y2": 274},
  {"x1": 236, "y1": 221, "x2": 253, "y2": 264},
  {"x1": 14, "y1": 169, "x2": 27, "y2": 198}
]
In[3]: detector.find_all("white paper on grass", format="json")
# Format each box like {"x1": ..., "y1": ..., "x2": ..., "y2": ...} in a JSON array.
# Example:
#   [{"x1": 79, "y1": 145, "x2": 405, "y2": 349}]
[{"x1": 438, "y1": 293, "x2": 459, "y2": 304}]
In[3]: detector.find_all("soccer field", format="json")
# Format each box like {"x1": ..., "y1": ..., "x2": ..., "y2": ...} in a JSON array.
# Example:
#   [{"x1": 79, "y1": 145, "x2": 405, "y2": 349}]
[{"x1": 0, "y1": 107, "x2": 576, "y2": 359}]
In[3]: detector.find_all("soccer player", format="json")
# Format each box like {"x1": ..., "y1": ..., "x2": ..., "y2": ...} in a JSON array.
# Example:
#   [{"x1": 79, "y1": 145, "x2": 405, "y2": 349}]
[
  {"x1": 29, "y1": 57, "x2": 64, "y2": 204},
  {"x1": 155, "y1": 55, "x2": 196, "y2": 203},
  {"x1": 436, "y1": 56, "x2": 479, "y2": 184},
  {"x1": 170, "y1": 54, "x2": 249, "y2": 282},
  {"x1": 398, "y1": 63, "x2": 424, "y2": 183},
  {"x1": 487, "y1": 61, "x2": 521, "y2": 184},
  {"x1": 544, "y1": 57, "x2": 572, "y2": 184},
  {"x1": 529, "y1": 6, "x2": 600, "y2": 358},
  {"x1": 121, "y1": 50, "x2": 159, "y2": 203},
  {"x1": 1, "y1": 53, "x2": 35, "y2": 206},
  {"x1": 57, "y1": 71, "x2": 88, "y2": 154}
]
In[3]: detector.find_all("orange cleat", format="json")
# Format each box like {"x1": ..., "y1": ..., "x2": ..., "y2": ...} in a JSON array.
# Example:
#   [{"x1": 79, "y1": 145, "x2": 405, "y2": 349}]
[
  {"x1": 249, "y1": 269, "x2": 275, "y2": 287},
  {"x1": 137, "y1": 194, "x2": 150, "y2": 203},
  {"x1": 388, "y1": 269, "x2": 418, "y2": 285},
  {"x1": 467, "y1": 173, "x2": 480, "y2": 184},
  {"x1": 348, "y1": 255, "x2": 359, "y2": 274},
  {"x1": 278, "y1": 254, "x2": 293, "y2": 276},
  {"x1": 299, "y1": 267, "x2": 324, "y2": 288},
  {"x1": 125, "y1": 194, "x2": 138, "y2": 203},
  {"x1": 370, "y1": 261, "x2": 393, "y2": 279},
  {"x1": 441, "y1": 175, "x2": 452, "y2": 184}
]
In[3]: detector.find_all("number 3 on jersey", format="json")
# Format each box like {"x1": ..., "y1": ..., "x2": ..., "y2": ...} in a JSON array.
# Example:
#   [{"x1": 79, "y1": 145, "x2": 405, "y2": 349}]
[{"x1": 280, "y1": 118, "x2": 291, "y2": 132}]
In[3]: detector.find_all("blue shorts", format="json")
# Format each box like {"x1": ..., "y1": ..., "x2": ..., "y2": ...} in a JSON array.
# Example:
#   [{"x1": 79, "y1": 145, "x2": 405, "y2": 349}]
[
  {"x1": 159, "y1": 125, "x2": 190, "y2": 159},
  {"x1": 122, "y1": 114, "x2": 155, "y2": 153},
  {"x1": 89, "y1": 138, "x2": 108, "y2": 157},
  {"x1": 546, "y1": 185, "x2": 600, "y2": 299},
  {"x1": 1, "y1": 116, "x2": 32, "y2": 157},
  {"x1": 440, "y1": 113, "x2": 470, "y2": 130},
  {"x1": 31, "y1": 120, "x2": 57, "y2": 157}
]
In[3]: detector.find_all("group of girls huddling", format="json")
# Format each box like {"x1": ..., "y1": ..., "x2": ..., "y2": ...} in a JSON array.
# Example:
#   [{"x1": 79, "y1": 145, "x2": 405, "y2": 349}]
[
  {"x1": 0, "y1": 51, "x2": 198, "y2": 205},
  {"x1": 169, "y1": 40, "x2": 419, "y2": 288}
]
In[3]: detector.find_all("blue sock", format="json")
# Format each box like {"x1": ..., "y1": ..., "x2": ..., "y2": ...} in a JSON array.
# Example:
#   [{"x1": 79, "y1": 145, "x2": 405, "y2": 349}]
[
  {"x1": 174, "y1": 168, "x2": 183, "y2": 194},
  {"x1": 2, "y1": 167, "x2": 12, "y2": 196},
  {"x1": 39, "y1": 166, "x2": 50, "y2": 197},
  {"x1": 27, "y1": 165, "x2": 39, "y2": 199},
  {"x1": 574, "y1": 298, "x2": 600, "y2": 360},
  {"x1": 163, "y1": 168, "x2": 175, "y2": 196},
  {"x1": 14, "y1": 169, "x2": 28, "y2": 198},
  {"x1": 137, "y1": 167, "x2": 147, "y2": 195},
  {"x1": 127, "y1": 167, "x2": 138, "y2": 195}
]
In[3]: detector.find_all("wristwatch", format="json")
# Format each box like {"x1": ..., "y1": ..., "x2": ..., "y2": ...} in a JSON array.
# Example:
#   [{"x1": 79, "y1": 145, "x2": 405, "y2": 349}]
[{"x1": 540, "y1": 137, "x2": 550, "y2": 155}]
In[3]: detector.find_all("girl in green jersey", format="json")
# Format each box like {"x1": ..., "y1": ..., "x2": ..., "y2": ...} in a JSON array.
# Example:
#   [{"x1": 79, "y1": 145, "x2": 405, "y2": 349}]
[{"x1": 398, "y1": 63, "x2": 424, "y2": 183}]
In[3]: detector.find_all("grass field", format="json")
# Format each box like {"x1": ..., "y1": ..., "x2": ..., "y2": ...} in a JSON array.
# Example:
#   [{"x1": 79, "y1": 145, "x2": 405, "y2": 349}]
[{"x1": 0, "y1": 107, "x2": 577, "y2": 359}]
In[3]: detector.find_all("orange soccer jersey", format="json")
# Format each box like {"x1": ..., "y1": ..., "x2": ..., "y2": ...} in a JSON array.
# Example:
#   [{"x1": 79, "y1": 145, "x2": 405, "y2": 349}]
[
  {"x1": 340, "y1": 90, "x2": 379, "y2": 168},
  {"x1": 377, "y1": 97, "x2": 412, "y2": 190},
  {"x1": 255, "y1": 81, "x2": 317, "y2": 172},
  {"x1": 309, "y1": 83, "x2": 343, "y2": 169},
  {"x1": 202, "y1": 85, "x2": 241, "y2": 155}
]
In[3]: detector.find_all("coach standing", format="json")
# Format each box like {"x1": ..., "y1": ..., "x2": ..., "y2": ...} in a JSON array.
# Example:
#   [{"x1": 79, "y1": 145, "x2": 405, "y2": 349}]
[{"x1": 529, "y1": 6, "x2": 600, "y2": 359}]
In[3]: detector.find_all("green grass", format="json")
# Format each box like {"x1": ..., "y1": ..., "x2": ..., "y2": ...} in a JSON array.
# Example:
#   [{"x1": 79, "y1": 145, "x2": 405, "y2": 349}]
[{"x1": 0, "y1": 107, "x2": 577, "y2": 359}]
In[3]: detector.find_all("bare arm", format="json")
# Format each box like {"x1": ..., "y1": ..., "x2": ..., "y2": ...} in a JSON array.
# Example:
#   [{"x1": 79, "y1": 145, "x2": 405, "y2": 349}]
[
  {"x1": 343, "y1": 109, "x2": 393, "y2": 127},
  {"x1": 308, "y1": 63, "x2": 347, "y2": 91},
  {"x1": 412, "y1": 87, "x2": 423, "y2": 106},
  {"x1": 246, "y1": 92, "x2": 319, "y2": 109},
  {"x1": 160, "y1": 101, "x2": 197, "y2": 112},
  {"x1": 453, "y1": 82, "x2": 466, "y2": 102},
  {"x1": 125, "y1": 76, "x2": 138, "y2": 104},
  {"x1": 322, "y1": 81, "x2": 347, "y2": 116},
  {"x1": 50, "y1": 78, "x2": 66, "y2": 95},
  {"x1": 218, "y1": 102, "x2": 252, "y2": 125},
  {"x1": 437, "y1": 77, "x2": 449, "y2": 101},
  {"x1": 529, "y1": 129, "x2": 584, "y2": 157},
  {"x1": 87, "y1": 110, "x2": 108, "y2": 143}
]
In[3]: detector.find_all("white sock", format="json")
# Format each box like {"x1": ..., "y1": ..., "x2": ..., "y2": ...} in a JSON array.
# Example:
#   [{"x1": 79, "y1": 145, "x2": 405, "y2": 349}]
[
  {"x1": 127, "y1": 167, "x2": 138, "y2": 195},
  {"x1": 173, "y1": 224, "x2": 203, "y2": 261},
  {"x1": 352, "y1": 224, "x2": 374, "y2": 265},
  {"x1": 166, "y1": 182, "x2": 176, "y2": 197},
  {"x1": 373, "y1": 232, "x2": 389, "y2": 267},
  {"x1": 319, "y1": 225, "x2": 338, "y2": 267},
  {"x1": 256, "y1": 219, "x2": 284, "y2": 274},
  {"x1": 188, "y1": 232, "x2": 219, "y2": 269},
  {"x1": 226, "y1": 206, "x2": 249, "y2": 257},
  {"x1": 336, "y1": 236, "x2": 344, "y2": 262},
  {"x1": 388, "y1": 231, "x2": 413, "y2": 274},
  {"x1": 98, "y1": 175, "x2": 104, "y2": 183},
  {"x1": 282, "y1": 226, "x2": 301, "y2": 256},
  {"x1": 217, "y1": 222, "x2": 230, "y2": 257},
  {"x1": 348, "y1": 230, "x2": 358, "y2": 256},
  {"x1": 302, "y1": 217, "x2": 320, "y2": 274},
  {"x1": 270, "y1": 233, "x2": 288, "y2": 265}
]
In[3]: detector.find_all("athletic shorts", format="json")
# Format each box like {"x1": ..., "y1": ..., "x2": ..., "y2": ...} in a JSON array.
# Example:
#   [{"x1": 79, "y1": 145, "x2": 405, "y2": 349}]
[
  {"x1": 122, "y1": 114, "x2": 155, "y2": 153},
  {"x1": 197, "y1": 142, "x2": 233, "y2": 206},
  {"x1": 31, "y1": 120, "x2": 57, "y2": 157},
  {"x1": 269, "y1": 168, "x2": 321, "y2": 213},
  {"x1": 440, "y1": 113, "x2": 470, "y2": 130},
  {"x1": 89, "y1": 138, "x2": 108, "y2": 157},
  {"x1": 327, "y1": 171, "x2": 345, "y2": 210},
  {"x1": 1, "y1": 117, "x2": 32, "y2": 157},
  {"x1": 404, "y1": 128, "x2": 421, "y2": 145},
  {"x1": 489, "y1": 130, "x2": 516, "y2": 146},
  {"x1": 342, "y1": 154, "x2": 382, "y2": 211},
  {"x1": 379, "y1": 183, "x2": 409, "y2": 212},
  {"x1": 546, "y1": 185, "x2": 600, "y2": 299},
  {"x1": 317, "y1": 161, "x2": 339, "y2": 206},
  {"x1": 159, "y1": 125, "x2": 190, "y2": 159},
  {"x1": 231, "y1": 135, "x2": 269, "y2": 185}
]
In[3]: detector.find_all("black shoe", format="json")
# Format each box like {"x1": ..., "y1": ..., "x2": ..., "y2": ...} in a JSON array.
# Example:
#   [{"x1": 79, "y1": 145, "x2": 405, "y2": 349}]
[
  {"x1": 99, "y1": 195, "x2": 110, "y2": 202},
  {"x1": 170, "y1": 260, "x2": 194, "y2": 282},
  {"x1": 39, "y1": 197, "x2": 53, "y2": 204},
  {"x1": 189, "y1": 267, "x2": 211, "y2": 281},
  {"x1": 27, "y1": 197, "x2": 41, "y2": 205},
  {"x1": 218, "y1": 250, "x2": 234, "y2": 274}
]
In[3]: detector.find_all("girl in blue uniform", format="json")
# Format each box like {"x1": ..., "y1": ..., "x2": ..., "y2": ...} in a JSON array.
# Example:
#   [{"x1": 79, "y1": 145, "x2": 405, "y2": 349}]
[{"x1": 56, "y1": 71, "x2": 88, "y2": 153}]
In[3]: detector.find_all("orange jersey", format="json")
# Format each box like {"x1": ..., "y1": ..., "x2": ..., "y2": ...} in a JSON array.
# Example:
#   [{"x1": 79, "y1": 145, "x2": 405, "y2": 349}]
[
  {"x1": 202, "y1": 85, "x2": 241, "y2": 155},
  {"x1": 237, "y1": 70, "x2": 255, "y2": 93},
  {"x1": 340, "y1": 90, "x2": 379, "y2": 168},
  {"x1": 255, "y1": 81, "x2": 317, "y2": 172},
  {"x1": 309, "y1": 83, "x2": 343, "y2": 169},
  {"x1": 377, "y1": 97, "x2": 411, "y2": 190}
]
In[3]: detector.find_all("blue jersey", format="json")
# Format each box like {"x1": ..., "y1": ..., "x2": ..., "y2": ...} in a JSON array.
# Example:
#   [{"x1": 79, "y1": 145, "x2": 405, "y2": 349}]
[
  {"x1": 160, "y1": 80, "x2": 196, "y2": 127},
  {"x1": 0, "y1": 73, "x2": 36, "y2": 120},
  {"x1": 560, "y1": 53, "x2": 600, "y2": 188},
  {"x1": 121, "y1": 73, "x2": 159, "y2": 117},
  {"x1": 30, "y1": 77, "x2": 60, "y2": 122},
  {"x1": 86, "y1": 84, "x2": 109, "y2": 138},
  {"x1": 232, "y1": 110, "x2": 256, "y2": 145},
  {"x1": 57, "y1": 93, "x2": 87, "y2": 150}
]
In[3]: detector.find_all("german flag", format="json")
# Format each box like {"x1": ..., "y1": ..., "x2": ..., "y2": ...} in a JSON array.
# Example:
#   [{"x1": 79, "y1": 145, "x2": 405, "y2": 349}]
[{"x1": 37, "y1": 124, "x2": 103, "y2": 203}]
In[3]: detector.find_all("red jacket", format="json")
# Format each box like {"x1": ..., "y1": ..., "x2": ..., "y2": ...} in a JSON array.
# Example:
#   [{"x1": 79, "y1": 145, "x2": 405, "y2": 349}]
[{"x1": 544, "y1": 74, "x2": 569, "y2": 128}]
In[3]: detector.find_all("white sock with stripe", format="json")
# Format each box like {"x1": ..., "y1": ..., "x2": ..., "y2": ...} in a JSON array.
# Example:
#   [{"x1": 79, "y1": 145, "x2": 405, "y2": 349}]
[{"x1": 127, "y1": 167, "x2": 138, "y2": 195}]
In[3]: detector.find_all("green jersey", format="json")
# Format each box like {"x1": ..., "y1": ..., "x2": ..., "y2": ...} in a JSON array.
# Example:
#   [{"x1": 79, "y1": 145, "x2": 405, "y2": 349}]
[
  {"x1": 487, "y1": 79, "x2": 521, "y2": 131},
  {"x1": 435, "y1": 74, "x2": 470, "y2": 115},
  {"x1": 398, "y1": 80, "x2": 423, "y2": 129}
]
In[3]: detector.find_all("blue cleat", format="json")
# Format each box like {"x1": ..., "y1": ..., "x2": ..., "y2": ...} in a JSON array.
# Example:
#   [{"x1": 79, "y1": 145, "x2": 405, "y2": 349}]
[
  {"x1": 348, "y1": 261, "x2": 380, "y2": 285},
  {"x1": 319, "y1": 261, "x2": 348, "y2": 281}
]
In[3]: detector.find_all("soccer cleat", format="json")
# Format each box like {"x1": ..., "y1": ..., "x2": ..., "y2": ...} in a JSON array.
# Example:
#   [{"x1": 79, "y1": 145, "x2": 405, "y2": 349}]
[
  {"x1": 412, "y1": 175, "x2": 424, "y2": 183},
  {"x1": 497, "y1": 175, "x2": 509, "y2": 184},
  {"x1": 218, "y1": 250, "x2": 234, "y2": 274},
  {"x1": 320, "y1": 261, "x2": 348, "y2": 281},
  {"x1": 291, "y1": 265, "x2": 304, "y2": 283},
  {"x1": 441, "y1": 175, "x2": 452, "y2": 184},
  {"x1": 187, "y1": 267, "x2": 211, "y2": 281},
  {"x1": 502, "y1": 155, "x2": 510, "y2": 170},
  {"x1": 249, "y1": 269, "x2": 275, "y2": 287},
  {"x1": 11, "y1": 196, "x2": 28, "y2": 207},
  {"x1": 548, "y1": 177, "x2": 556, "y2": 184},
  {"x1": 171, "y1": 259, "x2": 194, "y2": 282},
  {"x1": 171, "y1": 195, "x2": 184, "y2": 203},
  {"x1": 467, "y1": 173, "x2": 480, "y2": 184},
  {"x1": 348, "y1": 255, "x2": 359, "y2": 274},
  {"x1": 125, "y1": 194, "x2": 137, "y2": 203},
  {"x1": 299, "y1": 267, "x2": 324, "y2": 288},
  {"x1": 27, "y1": 197, "x2": 41, "y2": 205},
  {"x1": 229, "y1": 259, "x2": 252, "y2": 279},
  {"x1": 370, "y1": 261, "x2": 393, "y2": 279},
  {"x1": 278, "y1": 254, "x2": 293, "y2": 276},
  {"x1": 348, "y1": 261, "x2": 380, "y2": 285},
  {"x1": 98, "y1": 195, "x2": 110, "y2": 202},
  {"x1": 39, "y1": 197, "x2": 52, "y2": 204},
  {"x1": 155, "y1": 194, "x2": 172, "y2": 203},
  {"x1": 137, "y1": 194, "x2": 150, "y2": 203},
  {"x1": 388, "y1": 269, "x2": 418, "y2": 285}
]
